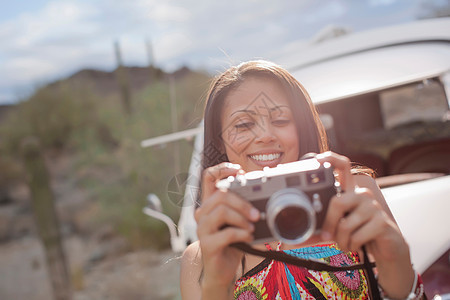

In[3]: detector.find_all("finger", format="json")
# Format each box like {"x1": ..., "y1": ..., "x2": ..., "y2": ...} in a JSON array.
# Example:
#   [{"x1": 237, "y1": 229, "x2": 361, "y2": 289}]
[
  {"x1": 321, "y1": 192, "x2": 360, "y2": 239},
  {"x1": 201, "y1": 162, "x2": 242, "y2": 201},
  {"x1": 335, "y1": 197, "x2": 376, "y2": 251},
  {"x1": 316, "y1": 151, "x2": 355, "y2": 192},
  {"x1": 198, "y1": 190, "x2": 259, "y2": 223},
  {"x1": 194, "y1": 207, "x2": 202, "y2": 224},
  {"x1": 347, "y1": 211, "x2": 387, "y2": 251},
  {"x1": 197, "y1": 204, "x2": 255, "y2": 236},
  {"x1": 200, "y1": 228, "x2": 253, "y2": 255}
]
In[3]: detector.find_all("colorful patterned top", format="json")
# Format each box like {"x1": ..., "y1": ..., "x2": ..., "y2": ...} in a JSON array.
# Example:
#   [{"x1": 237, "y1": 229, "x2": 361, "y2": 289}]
[{"x1": 234, "y1": 243, "x2": 369, "y2": 300}]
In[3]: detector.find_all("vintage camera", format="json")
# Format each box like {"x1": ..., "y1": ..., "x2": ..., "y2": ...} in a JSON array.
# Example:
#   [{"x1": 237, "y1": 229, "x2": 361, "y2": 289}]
[{"x1": 216, "y1": 157, "x2": 339, "y2": 245}]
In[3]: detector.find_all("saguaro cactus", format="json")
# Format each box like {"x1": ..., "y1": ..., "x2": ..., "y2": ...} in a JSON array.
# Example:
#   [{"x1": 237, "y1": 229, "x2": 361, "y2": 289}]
[
  {"x1": 21, "y1": 137, "x2": 71, "y2": 300},
  {"x1": 114, "y1": 40, "x2": 132, "y2": 115}
]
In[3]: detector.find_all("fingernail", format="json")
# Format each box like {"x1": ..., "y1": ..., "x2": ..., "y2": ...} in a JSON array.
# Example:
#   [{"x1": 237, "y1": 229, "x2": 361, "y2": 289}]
[
  {"x1": 249, "y1": 223, "x2": 255, "y2": 232},
  {"x1": 250, "y1": 208, "x2": 259, "y2": 221},
  {"x1": 226, "y1": 163, "x2": 241, "y2": 169},
  {"x1": 321, "y1": 231, "x2": 331, "y2": 241}
]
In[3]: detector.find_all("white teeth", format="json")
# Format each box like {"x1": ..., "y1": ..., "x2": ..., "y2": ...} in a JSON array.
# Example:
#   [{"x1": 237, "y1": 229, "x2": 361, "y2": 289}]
[{"x1": 250, "y1": 153, "x2": 281, "y2": 161}]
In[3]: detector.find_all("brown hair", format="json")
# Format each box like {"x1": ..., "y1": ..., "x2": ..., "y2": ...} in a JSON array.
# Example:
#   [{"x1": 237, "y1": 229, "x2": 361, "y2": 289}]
[{"x1": 202, "y1": 60, "x2": 329, "y2": 171}]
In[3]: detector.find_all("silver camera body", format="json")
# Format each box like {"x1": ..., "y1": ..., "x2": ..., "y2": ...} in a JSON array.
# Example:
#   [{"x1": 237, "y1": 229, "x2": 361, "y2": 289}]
[{"x1": 216, "y1": 158, "x2": 338, "y2": 245}]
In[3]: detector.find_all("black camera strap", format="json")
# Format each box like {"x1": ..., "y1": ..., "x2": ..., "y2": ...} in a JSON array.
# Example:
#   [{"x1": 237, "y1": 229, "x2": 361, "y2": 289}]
[{"x1": 231, "y1": 243, "x2": 381, "y2": 300}]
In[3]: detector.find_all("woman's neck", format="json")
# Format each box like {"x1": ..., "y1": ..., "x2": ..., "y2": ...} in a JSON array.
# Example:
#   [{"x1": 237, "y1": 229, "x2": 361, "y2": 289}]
[
  {"x1": 251, "y1": 234, "x2": 333, "y2": 251},
  {"x1": 279, "y1": 234, "x2": 332, "y2": 251}
]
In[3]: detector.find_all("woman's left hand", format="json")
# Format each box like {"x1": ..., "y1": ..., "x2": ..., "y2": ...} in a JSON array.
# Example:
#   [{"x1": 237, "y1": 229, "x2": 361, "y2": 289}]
[{"x1": 316, "y1": 151, "x2": 415, "y2": 299}]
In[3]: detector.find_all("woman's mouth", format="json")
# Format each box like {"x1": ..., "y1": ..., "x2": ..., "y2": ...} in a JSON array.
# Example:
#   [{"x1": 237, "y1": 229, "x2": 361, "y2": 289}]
[
  {"x1": 248, "y1": 152, "x2": 283, "y2": 168},
  {"x1": 249, "y1": 153, "x2": 281, "y2": 161}
]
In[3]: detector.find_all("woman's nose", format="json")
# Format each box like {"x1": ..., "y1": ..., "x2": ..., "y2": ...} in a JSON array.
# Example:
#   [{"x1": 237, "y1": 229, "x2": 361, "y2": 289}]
[{"x1": 254, "y1": 123, "x2": 276, "y2": 144}]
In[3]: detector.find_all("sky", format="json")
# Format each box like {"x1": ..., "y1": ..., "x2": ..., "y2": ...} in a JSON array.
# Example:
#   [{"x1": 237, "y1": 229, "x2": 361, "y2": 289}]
[{"x1": 0, "y1": 0, "x2": 448, "y2": 104}]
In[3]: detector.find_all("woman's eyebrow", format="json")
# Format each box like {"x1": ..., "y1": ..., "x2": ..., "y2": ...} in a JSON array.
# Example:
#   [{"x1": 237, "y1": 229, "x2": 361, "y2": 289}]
[
  {"x1": 230, "y1": 109, "x2": 256, "y2": 117},
  {"x1": 231, "y1": 105, "x2": 290, "y2": 115},
  {"x1": 269, "y1": 105, "x2": 290, "y2": 111}
]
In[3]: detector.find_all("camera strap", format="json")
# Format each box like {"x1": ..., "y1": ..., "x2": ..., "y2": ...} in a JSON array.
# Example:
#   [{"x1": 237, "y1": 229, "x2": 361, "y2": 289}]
[{"x1": 231, "y1": 243, "x2": 381, "y2": 300}]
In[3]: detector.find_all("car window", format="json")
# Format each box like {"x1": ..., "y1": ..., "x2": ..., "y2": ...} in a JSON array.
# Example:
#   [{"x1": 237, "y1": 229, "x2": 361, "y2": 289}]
[{"x1": 380, "y1": 78, "x2": 448, "y2": 129}]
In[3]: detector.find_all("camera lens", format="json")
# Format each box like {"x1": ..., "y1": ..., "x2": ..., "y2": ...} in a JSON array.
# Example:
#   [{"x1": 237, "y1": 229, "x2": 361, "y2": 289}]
[
  {"x1": 267, "y1": 188, "x2": 316, "y2": 244},
  {"x1": 274, "y1": 207, "x2": 309, "y2": 240}
]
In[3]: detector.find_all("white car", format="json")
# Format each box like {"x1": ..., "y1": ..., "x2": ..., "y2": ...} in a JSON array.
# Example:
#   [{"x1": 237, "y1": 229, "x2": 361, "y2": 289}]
[{"x1": 143, "y1": 17, "x2": 450, "y2": 297}]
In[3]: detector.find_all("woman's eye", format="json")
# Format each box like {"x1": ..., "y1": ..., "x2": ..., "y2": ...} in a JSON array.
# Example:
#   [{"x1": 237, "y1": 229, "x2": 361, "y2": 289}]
[
  {"x1": 272, "y1": 119, "x2": 290, "y2": 126},
  {"x1": 235, "y1": 122, "x2": 254, "y2": 129}
]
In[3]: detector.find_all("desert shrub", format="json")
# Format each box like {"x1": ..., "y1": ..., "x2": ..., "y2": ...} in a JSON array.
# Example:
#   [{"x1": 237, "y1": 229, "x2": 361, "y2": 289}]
[{"x1": 0, "y1": 68, "x2": 209, "y2": 251}]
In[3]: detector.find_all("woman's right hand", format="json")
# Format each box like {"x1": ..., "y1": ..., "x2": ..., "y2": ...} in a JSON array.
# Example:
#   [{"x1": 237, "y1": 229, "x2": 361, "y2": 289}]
[{"x1": 194, "y1": 162, "x2": 260, "y2": 295}]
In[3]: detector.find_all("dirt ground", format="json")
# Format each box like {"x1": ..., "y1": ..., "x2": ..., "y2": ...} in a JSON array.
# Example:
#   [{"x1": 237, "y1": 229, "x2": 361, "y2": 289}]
[
  {"x1": 0, "y1": 235, "x2": 182, "y2": 300},
  {"x1": 0, "y1": 148, "x2": 183, "y2": 300}
]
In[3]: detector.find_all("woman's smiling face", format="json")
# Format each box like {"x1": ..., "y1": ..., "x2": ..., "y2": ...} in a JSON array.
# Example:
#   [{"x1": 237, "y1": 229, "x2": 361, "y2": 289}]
[{"x1": 221, "y1": 76, "x2": 300, "y2": 172}]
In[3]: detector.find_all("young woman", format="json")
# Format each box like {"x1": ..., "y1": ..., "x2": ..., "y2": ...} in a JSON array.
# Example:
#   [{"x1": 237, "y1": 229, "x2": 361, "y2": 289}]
[{"x1": 180, "y1": 60, "x2": 423, "y2": 299}]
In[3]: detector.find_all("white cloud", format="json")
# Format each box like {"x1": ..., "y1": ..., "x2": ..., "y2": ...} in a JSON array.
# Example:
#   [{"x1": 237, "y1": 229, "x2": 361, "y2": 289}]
[
  {"x1": 147, "y1": 3, "x2": 191, "y2": 22},
  {"x1": 303, "y1": 1, "x2": 347, "y2": 24},
  {"x1": 0, "y1": 0, "x2": 433, "y2": 104},
  {"x1": 4, "y1": 1, "x2": 99, "y2": 50},
  {"x1": 369, "y1": 0, "x2": 398, "y2": 7},
  {"x1": 0, "y1": 0, "x2": 343, "y2": 103},
  {"x1": 0, "y1": 1, "x2": 105, "y2": 91},
  {"x1": 154, "y1": 32, "x2": 194, "y2": 62},
  {"x1": 3, "y1": 57, "x2": 58, "y2": 82}
]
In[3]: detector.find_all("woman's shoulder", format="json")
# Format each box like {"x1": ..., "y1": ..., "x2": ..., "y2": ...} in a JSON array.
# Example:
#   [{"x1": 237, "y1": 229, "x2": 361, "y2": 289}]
[
  {"x1": 353, "y1": 173, "x2": 377, "y2": 187},
  {"x1": 180, "y1": 241, "x2": 202, "y2": 298},
  {"x1": 181, "y1": 241, "x2": 202, "y2": 272}
]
